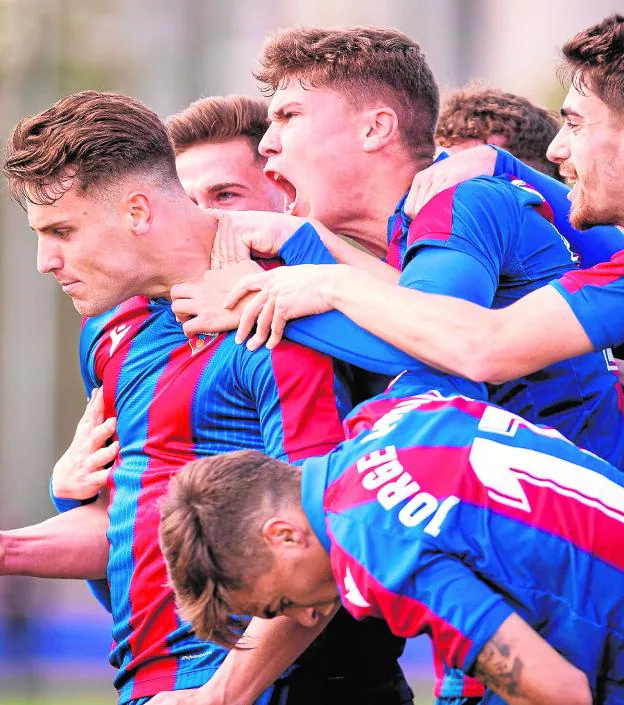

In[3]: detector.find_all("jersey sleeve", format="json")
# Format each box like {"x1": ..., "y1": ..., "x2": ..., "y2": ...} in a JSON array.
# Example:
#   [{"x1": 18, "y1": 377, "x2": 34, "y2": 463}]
[
  {"x1": 328, "y1": 516, "x2": 513, "y2": 674},
  {"x1": 399, "y1": 245, "x2": 495, "y2": 303},
  {"x1": 52, "y1": 322, "x2": 104, "y2": 514},
  {"x1": 237, "y1": 341, "x2": 349, "y2": 463},
  {"x1": 402, "y1": 177, "x2": 520, "y2": 294},
  {"x1": 549, "y1": 249, "x2": 624, "y2": 350},
  {"x1": 278, "y1": 222, "x2": 337, "y2": 265},
  {"x1": 50, "y1": 319, "x2": 113, "y2": 613},
  {"x1": 284, "y1": 311, "x2": 418, "y2": 376},
  {"x1": 492, "y1": 147, "x2": 624, "y2": 268},
  {"x1": 283, "y1": 230, "x2": 495, "y2": 376}
]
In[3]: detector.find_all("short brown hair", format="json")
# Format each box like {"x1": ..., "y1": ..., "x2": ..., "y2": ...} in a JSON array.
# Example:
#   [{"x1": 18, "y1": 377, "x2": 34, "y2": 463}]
[
  {"x1": 255, "y1": 26, "x2": 439, "y2": 161},
  {"x1": 159, "y1": 450, "x2": 300, "y2": 646},
  {"x1": 166, "y1": 95, "x2": 269, "y2": 156},
  {"x1": 4, "y1": 90, "x2": 178, "y2": 207},
  {"x1": 560, "y1": 14, "x2": 624, "y2": 115},
  {"x1": 436, "y1": 85, "x2": 561, "y2": 179}
]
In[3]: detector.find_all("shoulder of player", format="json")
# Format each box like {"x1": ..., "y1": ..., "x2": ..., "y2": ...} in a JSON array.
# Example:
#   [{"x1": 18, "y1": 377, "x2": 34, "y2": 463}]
[
  {"x1": 453, "y1": 175, "x2": 537, "y2": 213},
  {"x1": 80, "y1": 296, "x2": 152, "y2": 355},
  {"x1": 407, "y1": 176, "x2": 524, "y2": 245}
]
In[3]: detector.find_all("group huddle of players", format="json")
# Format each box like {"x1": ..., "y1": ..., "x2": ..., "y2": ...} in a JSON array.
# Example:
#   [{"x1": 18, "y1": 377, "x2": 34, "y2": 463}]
[{"x1": 1, "y1": 12, "x2": 624, "y2": 705}]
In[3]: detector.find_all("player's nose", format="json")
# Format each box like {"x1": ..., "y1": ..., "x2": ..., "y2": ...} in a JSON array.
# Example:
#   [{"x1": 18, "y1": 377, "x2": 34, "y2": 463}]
[
  {"x1": 259, "y1": 123, "x2": 281, "y2": 158},
  {"x1": 36, "y1": 238, "x2": 63, "y2": 274},
  {"x1": 546, "y1": 126, "x2": 569, "y2": 165}
]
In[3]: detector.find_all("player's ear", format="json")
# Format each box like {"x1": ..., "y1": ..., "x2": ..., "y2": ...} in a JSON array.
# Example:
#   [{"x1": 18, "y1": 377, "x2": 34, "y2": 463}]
[
  {"x1": 361, "y1": 106, "x2": 399, "y2": 153},
  {"x1": 261, "y1": 517, "x2": 304, "y2": 549},
  {"x1": 125, "y1": 192, "x2": 152, "y2": 236}
]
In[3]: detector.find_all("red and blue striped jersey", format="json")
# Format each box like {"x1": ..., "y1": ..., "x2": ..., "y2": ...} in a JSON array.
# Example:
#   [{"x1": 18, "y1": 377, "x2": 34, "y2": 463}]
[
  {"x1": 302, "y1": 391, "x2": 624, "y2": 703},
  {"x1": 386, "y1": 176, "x2": 624, "y2": 470},
  {"x1": 491, "y1": 147, "x2": 624, "y2": 269},
  {"x1": 492, "y1": 147, "x2": 624, "y2": 354},
  {"x1": 550, "y1": 251, "x2": 624, "y2": 352},
  {"x1": 79, "y1": 296, "x2": 350, "y2": 704}
]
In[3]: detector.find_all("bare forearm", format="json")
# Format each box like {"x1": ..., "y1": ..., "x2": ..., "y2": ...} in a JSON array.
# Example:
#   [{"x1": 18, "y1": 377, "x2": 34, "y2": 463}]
[
  {"x1": 195, "y1": 615, "x2": 332, "y2": 705},
  {"x1": 473, "y1": 614, "x2": 591, "y2": 705},
  {"x1": 0, "y1": 501, "x2": 109, "y2": 579},
  {"x1": 325, "y1": 267, "x2": 593, "y2": 383}
]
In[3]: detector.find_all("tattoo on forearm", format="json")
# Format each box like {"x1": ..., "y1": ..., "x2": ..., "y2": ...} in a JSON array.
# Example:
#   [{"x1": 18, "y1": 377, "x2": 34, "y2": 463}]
[{"x1": 475, "y1": 635, "x2": 523, "y2": 697}]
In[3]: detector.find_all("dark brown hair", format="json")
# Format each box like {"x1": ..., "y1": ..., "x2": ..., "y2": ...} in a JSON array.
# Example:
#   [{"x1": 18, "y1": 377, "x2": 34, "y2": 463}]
[
  {"x1": 159, "y1": 450, "x2": 300, "y2": 646},
  {"x1": 255, "y1": 25, "x2": 439, "y2": 161},
  {"x1": 4, "y1": 90, "x2": 178, "y2": 207},
  {"x1": 166, "y1": 95, "x2": 269, "y2": 156},
  {"x1": 436, "y1": 84, "x2": 562, "y2": 179},
  {"x1": 559, "y1": 13, "x2": 624, "y2": 115}
]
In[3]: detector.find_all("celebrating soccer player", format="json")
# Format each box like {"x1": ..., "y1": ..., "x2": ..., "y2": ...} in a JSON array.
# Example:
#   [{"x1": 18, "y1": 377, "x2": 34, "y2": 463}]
[{"x1": 161, "y1": 390, "x2": 624, "y2": 705}]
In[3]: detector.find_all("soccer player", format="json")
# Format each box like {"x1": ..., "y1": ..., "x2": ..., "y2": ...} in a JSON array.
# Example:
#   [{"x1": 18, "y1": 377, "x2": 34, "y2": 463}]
[
  {"x1": 208, "y1": 15, "x2": 624, "y2": 392},
  {"x1": 435, "y1": 84, "x2": 562, "y2": 179},
  {"x1": 168, "y1": 95, "x2": 283, "y2": 214},
  {"x1": 161, "y1": 391, "x2": 624, "y2": 705},
  {"x1": 1, "y1": 91, "x2": 413, "y2": 705},
  {"x1": 171, "y1": 26, "x2": 624, "y2": 470}
]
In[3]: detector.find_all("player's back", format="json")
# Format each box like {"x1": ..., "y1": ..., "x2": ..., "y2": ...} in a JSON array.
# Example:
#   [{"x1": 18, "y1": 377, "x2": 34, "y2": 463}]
[
  {"x1": 390, "y1": 176, "x2": 624, "y2": 468},
  {"x1": 325, "y1": 392, "x2": 624, "y2": 702}
]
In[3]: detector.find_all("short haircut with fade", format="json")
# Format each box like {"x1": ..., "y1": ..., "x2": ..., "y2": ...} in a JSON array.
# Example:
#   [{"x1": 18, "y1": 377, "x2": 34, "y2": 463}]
[
  {"x1": 159, "y1": 450, "x2": 300, "y2": 647},
  {"x1": 4, "y1": 90, "x2": 178, "y2": 207},
  {"x1": 165, "y1": 95, "x2": 269, "y2": 157},
  {"x1": 560, "y1": 13, "x2": 624, "y2": 116},
  {"x1": 436, "y1": 84, "x2": 561, "y2": 179},
  {"x1": 255, "y1": 25, "x2": 439, "y2": 162}
]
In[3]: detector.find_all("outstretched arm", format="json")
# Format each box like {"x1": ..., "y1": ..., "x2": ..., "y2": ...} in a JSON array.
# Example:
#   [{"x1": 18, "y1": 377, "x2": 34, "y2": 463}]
[
  {"x1": 0, "y1": 496, "x2": 109, "y2": 580},
  {"x1": 322, "y1": 265, "x2": 592, "y2": 384}
]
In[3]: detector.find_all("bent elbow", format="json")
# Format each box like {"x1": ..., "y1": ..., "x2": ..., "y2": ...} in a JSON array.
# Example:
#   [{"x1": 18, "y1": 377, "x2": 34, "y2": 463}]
[
  {"x1": 455, "y1": 340, "x2": 509, "y2": 386},
  {"x1": 550, "y1": 669, "x2": 592, "y2": 705},
  {"x1": 568, "y1": 670, "x2": 592, "y2": 705}
]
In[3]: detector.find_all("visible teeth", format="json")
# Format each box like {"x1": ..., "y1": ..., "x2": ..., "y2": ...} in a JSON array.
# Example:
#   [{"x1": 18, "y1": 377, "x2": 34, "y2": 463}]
[{"x1": 273, "y1": 173, "x2": 280, "y2": 181}]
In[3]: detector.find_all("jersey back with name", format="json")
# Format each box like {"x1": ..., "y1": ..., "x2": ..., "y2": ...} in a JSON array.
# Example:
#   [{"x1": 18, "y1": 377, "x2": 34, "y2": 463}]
[
  {"x1": 302, "y1": 392, "x2": 624, "y2": 702},
  {"x1": 80, "y1": 296, "x2": 349, "y2": 704}
]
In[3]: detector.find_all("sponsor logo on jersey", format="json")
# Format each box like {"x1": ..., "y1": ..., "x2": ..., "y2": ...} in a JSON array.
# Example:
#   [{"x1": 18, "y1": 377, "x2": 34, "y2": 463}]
[
  {"x1": 109, "y1": 324, "x2": 132, "y2": 356},
  {"x1": 343, "y1": 566, "x2": 371, "y2": 608}
]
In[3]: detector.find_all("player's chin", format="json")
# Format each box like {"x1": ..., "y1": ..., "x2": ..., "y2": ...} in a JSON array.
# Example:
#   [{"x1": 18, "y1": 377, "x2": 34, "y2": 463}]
[
  {"x1": 570, "y1": 195, "x2": 613, "y2": 231},
  {"x1": 71, "y1": 297, "x2": 104, "y2": 318}
]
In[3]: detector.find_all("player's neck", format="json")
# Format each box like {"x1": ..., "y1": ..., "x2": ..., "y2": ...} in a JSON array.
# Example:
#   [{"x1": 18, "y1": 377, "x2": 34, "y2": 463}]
[
  {"x1": 332, "y1": 157, "x2": 431, "y2": 256},
  {"x1": 145, "y1": 202, "x2": 217, "y2": 298}
]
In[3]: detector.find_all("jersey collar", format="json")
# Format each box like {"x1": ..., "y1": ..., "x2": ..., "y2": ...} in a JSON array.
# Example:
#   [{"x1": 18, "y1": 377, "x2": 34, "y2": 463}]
[{"x1": 301, "y1": 455, "x2": 332, "y2": 553}]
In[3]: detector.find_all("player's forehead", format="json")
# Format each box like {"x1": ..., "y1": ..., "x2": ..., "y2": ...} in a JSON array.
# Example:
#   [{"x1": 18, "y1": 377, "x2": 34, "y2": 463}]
[
  {"x1": 177, "y1": 138, "x2": 259, "y2": 177},
  {"x1": 561, "y1": 83, "x2": 609, "y2": 123},
  {"x1": 27, "y1": 183, "x2": 91, "y2": 230},
  {"x1": 267, "y1": 78, "x2": 339, "y2": 118}
]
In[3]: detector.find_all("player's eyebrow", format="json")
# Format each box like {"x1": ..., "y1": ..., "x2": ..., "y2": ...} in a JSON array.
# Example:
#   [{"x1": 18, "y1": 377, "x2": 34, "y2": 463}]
[
  {"x1": 560, "y1": 106, "x2": 583, "y2": 120},
  {"x1": 269, "y1": 102, "x2": 303, "y2": 121},
  {"x1": 207, "y1": 181, "x2": 249, "y2": 193},
  {"x1": 29, "y1": 218, "x2": 72, "y2": 233}
]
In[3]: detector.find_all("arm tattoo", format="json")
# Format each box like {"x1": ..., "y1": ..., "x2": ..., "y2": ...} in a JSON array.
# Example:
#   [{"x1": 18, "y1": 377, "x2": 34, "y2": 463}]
[{"x1": 474, "y1": 634, "x2": 523, "y2": 698}]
